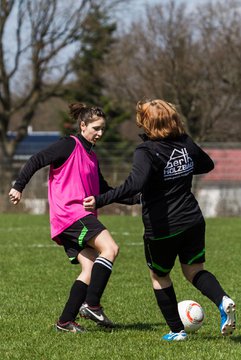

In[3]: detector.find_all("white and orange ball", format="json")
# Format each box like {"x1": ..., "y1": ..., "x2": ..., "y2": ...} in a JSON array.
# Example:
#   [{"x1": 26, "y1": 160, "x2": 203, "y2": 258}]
[{"x1": 178, "y1": 300, "x2": 205, "y2": 332}]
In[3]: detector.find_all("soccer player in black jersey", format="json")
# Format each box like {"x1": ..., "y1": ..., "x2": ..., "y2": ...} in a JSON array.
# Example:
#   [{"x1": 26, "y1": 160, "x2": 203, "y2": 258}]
[{"x1": 83, "y1": 99, "x2": 236, "y2": 341}]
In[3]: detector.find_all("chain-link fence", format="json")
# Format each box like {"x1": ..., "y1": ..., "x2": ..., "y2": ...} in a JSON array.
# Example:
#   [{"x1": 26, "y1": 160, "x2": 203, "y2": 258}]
[{"x1": 3, "y1": 142, "x2": 241, "y2": 217}]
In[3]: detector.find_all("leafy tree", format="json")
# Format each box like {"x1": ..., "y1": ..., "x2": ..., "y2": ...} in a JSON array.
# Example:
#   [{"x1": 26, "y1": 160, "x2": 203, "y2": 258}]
[{"x1": 71, "y1": 4, "x2": 116, "y2": 105}]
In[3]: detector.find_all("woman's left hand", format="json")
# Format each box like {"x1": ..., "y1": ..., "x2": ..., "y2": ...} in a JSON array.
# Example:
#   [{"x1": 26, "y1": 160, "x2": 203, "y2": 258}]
[{"x1": 83, "y1": 196, "x2": 96, "y2": 211}]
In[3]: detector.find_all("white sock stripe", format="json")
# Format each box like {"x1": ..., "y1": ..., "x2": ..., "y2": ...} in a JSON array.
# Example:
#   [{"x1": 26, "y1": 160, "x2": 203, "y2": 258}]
[
  {"x1": 96, "y1": 256, "x2": 113, "y2": 267},
  {"x1": 95, "y1": 259, "x2": 113, "y2": 271},
  {"x1": 95, "y1": 258, "x2": 113, "y2": 271}
]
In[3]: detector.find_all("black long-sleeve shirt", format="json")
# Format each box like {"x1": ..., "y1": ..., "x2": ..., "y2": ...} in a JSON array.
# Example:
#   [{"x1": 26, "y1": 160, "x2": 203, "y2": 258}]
[
  {"x1": 13, "y1": 134, "x2": 112, "y2": 194},
  {"x1": 13, "y1": 134, "x2": 138, "y2": 206},
  {"x1": 95, "y1": 134, "x2": 214, "y2": 237}
]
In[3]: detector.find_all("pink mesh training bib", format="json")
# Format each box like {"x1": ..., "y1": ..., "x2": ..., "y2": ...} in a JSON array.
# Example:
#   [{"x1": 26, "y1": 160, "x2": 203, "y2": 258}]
[{"x1": 48, "y1": 136, "x2": 99, "y2": 243}]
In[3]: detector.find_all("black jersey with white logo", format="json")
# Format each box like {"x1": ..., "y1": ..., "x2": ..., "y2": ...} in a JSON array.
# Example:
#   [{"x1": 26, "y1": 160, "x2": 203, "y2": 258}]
[{"x1": 95, "y1": 134, "x2": 214, "y2": 237}]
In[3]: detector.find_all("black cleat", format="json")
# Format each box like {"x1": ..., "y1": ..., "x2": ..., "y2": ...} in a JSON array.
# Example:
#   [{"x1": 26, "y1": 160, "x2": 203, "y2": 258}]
[
  {"x1": 79, "y1": 303, "x2": 114, "y2": 328},
  {"x1": 55, "y1": 321, "x2": 85, "y2": 333}
]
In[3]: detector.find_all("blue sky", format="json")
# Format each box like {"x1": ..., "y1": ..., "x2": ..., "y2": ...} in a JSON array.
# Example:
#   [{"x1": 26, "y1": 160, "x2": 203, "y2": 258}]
[
  {"x1": 117, "y1": 0, "x2": 209, "y2": 27},
  {"x1": 131, "y1": 0, "x2": 208, "y2": 7}
]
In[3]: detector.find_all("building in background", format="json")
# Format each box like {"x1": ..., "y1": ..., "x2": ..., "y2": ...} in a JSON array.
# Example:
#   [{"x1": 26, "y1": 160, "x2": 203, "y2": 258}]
[
  {"x1": 8, "y1": 130, "x2": 241, "y2": 217},
  {"x1": 197, "y1": 146, "x2": 241, "y2": 217}
]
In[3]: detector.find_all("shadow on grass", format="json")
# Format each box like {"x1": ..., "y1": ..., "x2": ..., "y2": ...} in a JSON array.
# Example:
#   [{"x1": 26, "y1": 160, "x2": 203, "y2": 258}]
[
  {"x1": 199, "y1": 334, "x2": 241, "y2": 341},
  {"x1": 229, "y1": 335, "x2": 241, "y2": 343},
  {"x1": 102, "y1": 322, "x2": 162, "y2": 332},
  {"x1": 116, "y1": 322, "x2": 162, "y2": 330},
  {"x1": 76, "y1": 315, "x2": 164, "y2": 332}
]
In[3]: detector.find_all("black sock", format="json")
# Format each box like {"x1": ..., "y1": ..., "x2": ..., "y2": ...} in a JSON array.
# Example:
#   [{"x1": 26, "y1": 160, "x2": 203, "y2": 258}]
[
  {"x1": 85, "y1": 256, "x2": 113, "y2": 307},
  {"x1": 154, "y1": 285, "x2": 184, "y2": 333},
  {"x1": 59, "y1": 280, "x2": 88, "y2": 323},
  {"x1": 192, "y1": 270, "x2": 227, "y2": 307}
]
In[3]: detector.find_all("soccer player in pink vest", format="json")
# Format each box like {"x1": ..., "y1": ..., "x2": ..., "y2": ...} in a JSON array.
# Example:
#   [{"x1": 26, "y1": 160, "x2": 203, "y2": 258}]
[{"x1": 9, "y1": 103, "x2": 138, "y2": 333}]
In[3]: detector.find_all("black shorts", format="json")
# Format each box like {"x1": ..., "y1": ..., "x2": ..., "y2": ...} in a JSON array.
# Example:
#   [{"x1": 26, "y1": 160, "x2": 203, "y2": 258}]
[
  {"x1": 58, "y1": 215, "x2": 106, "y2": 264},
  {"x1": 144, "y1": 220, "x2": 206, "y2": 277}
]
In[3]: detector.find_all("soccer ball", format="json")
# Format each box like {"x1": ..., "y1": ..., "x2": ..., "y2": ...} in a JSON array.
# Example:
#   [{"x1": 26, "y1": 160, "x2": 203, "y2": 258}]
[{"x1": 178, "y1": 300, "x2": 205, "y2": 332}]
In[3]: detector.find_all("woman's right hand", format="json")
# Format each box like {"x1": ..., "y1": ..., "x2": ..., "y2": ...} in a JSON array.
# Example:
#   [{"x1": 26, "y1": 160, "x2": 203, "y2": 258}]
[{"x1": 9, "y1": 188, "x2": 22, "y2": 205}]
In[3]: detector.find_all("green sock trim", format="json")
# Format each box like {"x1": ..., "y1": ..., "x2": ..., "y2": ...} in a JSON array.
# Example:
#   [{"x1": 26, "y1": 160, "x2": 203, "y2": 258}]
[
  {"x1": 153, "y1": 230, "x2": 184, "y2": 240},
  {"x1": 187, "y1": 248, "x2": 205, "y2": 265}
]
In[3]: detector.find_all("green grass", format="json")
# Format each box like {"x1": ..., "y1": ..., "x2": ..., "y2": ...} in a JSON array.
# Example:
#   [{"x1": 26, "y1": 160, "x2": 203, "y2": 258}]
[{"x1": 0, "y1": 215, "x2": 241, "y2": 359}]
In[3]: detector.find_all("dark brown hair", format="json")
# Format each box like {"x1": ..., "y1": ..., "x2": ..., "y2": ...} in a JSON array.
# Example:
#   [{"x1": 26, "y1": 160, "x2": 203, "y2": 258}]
[
  {"x1": 69, "y1": 103, "x2": 106, "y2": 129},
  {"x1": 136, "y1": 99, "x2": 185, "y2": 139}
]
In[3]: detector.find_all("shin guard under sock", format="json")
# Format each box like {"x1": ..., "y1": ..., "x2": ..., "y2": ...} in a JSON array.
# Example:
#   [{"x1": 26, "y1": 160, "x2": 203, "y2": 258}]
[
  {"x1": 192, "y1": 270, "x2": 227, "y2": 307},
  {"x1": 154, "y1": 285, "x2": 184, "y2": 332},
  {"x1": 85, "y1": 256, "x2": 113, "y2": 307},
  {"x1": 59, "y1": 280, "x2": 88, "y2": 323}
]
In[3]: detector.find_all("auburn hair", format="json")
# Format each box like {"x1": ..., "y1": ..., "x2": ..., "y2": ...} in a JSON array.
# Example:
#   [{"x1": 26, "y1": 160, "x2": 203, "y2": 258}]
[{"x1": 136, "y1": 99, "x2": 185, "y2": 139}]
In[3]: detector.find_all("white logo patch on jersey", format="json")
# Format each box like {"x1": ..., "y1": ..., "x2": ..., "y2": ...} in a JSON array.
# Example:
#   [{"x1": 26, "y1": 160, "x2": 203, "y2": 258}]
[{"x1": 164, "y1": 148, "x2": 194, "y2": 180}]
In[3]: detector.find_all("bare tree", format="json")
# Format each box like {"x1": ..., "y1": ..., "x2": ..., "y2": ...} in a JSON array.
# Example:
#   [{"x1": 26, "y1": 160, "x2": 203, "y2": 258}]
[
  {"x1": 0, "y1": 0, "x2": 92, "y2": 209},
  {"x1": 103, "y1": 0, "x2": 241, "y2": 141},
  {"x1": 0, "y1": 0, "x2": 131, "y2": 209},
  {"x1": 102, "y1": 2, "x2": 194, "y2": 112},
  {"x1": 193, "y1": 0, "x2": 241, "y2": 140},
  {"x1": 0, "y1": 0, "x2": 91, "y2": 155}
]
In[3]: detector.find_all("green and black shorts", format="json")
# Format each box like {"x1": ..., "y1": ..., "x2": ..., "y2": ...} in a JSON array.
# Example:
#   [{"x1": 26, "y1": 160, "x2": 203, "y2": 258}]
[
  {"x1": 144, "y1": 220, "x2": 206, "y2": 277},
  {"x1": 58, "y1": 214, "x2": 106, "y2": 264}
]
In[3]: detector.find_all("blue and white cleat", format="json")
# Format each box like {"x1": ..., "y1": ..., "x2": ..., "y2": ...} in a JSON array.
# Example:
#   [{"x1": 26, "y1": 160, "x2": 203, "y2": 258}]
[
  {"x1": 162, "y1": 330, "x2": 187, "y2": 341},
  {"x1": 219, "y1": 296, "x2": 236, "y2": 336}
]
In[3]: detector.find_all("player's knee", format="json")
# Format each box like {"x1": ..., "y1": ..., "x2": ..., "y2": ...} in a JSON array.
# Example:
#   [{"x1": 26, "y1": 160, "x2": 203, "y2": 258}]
[
  {"x1": 101, "y1": 242, "x2": 119, "y2": 262},
  {"x1": 111, "y1": 242, "x2": 119, "y2": 259},
  {"x1": 183, "y1": 268, "x2": 201, "y2": 283},
  {"x1": 181, "y1": 263, "x2": 204, "y2": 283}
]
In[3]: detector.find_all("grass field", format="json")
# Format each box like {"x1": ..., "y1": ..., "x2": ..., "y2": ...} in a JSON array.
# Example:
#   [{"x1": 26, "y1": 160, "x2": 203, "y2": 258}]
[{"x1": 0, "y1": 214, "x2": 241, "y2": 360}]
